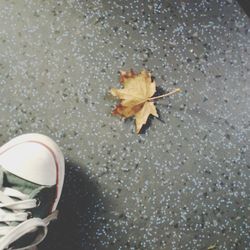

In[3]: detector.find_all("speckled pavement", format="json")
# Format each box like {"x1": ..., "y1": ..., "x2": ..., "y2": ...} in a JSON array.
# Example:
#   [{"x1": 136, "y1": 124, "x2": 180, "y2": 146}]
[{"x1": 0, "y1": 0, "x2": 250, "y2": 249}]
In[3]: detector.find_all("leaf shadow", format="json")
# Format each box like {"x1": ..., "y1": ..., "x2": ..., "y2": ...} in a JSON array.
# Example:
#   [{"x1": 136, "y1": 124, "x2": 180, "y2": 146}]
[
  {"x1": 139, "y1": 86, "x2": 166, "y2": 134},
  {"x1": 39, "y1": 160, "x2": 111, "y2": 250}
]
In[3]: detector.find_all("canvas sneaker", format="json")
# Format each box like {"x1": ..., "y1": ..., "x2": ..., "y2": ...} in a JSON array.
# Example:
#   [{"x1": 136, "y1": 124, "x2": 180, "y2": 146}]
[{"x1": 0, "y1": 134, "x2": 65, "y2": 250}]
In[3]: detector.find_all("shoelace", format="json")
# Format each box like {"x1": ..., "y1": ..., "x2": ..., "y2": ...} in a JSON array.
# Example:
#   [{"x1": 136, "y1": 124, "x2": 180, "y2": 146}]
[{"x1": 0, "y1": 188, "x2": 57, "y2": 250}]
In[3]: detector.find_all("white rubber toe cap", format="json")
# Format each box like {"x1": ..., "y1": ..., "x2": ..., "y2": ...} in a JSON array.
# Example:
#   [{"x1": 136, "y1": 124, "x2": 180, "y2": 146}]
[
  {"x1": 0, "y1": 142, "x2": 57, "y2": 186},
  {"x1": 0, "y1": 133, "x2": 65, "y2": 210}
]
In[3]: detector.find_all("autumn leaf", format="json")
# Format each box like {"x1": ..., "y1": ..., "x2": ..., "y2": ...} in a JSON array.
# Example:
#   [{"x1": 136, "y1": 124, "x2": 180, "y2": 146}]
[
  {"x1": 207, "y1": 244, "x2": 217, "y2": 250},
  {"x1": 110, "y1": 69, "x2": 180, "y2": 133}
]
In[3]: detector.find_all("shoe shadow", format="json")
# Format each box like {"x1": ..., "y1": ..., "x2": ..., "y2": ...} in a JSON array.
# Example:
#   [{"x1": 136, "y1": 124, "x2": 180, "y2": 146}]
[{"x1": 39, "y1": 160, "x2": 109, "y2": 250}]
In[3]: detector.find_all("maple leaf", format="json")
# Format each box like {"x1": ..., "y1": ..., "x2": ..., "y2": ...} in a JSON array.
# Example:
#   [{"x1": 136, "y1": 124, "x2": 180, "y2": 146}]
[
  {"x1": 110, "y1": 70, "x2": 180, "y2": 133},
  {"x1": 207, "y1": 244, "x2": 217, "y2": 250}
]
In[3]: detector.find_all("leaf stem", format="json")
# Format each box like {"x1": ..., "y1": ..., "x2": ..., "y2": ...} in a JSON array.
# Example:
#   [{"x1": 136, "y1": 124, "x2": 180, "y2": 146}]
[{"x1": 149, "y1": 88, "x2": 181, "y2": 101}]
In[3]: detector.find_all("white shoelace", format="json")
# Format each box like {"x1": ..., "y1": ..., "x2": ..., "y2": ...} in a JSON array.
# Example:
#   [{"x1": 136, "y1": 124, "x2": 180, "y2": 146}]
[{"x1": 0, "y1": 188, "x2": 57, "y2": 250}]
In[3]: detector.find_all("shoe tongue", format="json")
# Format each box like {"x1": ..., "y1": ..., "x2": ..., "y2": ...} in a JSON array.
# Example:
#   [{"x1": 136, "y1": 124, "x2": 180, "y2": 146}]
[
  {"x1": 1, "y1": 166, "x2": 55, "y2": 216},
  {"x1": 2, "y1": 166, "x2": 40, "y2": 197},
  {"x1": 0, "y1": 166, "x2": 56, "y2": 248},
  {"x1": 0, "y1": 165, "x2": 41, "y2": 221}
]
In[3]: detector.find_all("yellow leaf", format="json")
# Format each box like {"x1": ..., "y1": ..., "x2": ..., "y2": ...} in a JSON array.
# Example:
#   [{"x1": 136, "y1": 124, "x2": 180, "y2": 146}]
[
  {"x1": 135, "y1": 101, "x2": 158, "y2": 133},
  {"x1": 110, "y1": 70, "x2": 180, "y2": 133},
  {"x1": 207, "y1": 244, "x2": 217, "y2": 250},
  {"x1": 110, "y1": 70, "x2": 156, "y2": 107}
]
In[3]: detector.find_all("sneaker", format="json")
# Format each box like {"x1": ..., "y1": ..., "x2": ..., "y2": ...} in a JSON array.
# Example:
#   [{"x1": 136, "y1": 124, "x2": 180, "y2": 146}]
[{"x1": 0, "y1": 134, "x2": 65, "y2": 250}]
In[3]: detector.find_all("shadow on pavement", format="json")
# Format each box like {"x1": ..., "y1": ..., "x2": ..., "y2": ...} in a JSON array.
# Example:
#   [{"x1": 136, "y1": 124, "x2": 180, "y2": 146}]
[
  {"x1": 237, "y1": 0, "x2": 250, "y2": 17},
  {"x1": 39, "y1": 160, "x2": 107, "y2": 250}
]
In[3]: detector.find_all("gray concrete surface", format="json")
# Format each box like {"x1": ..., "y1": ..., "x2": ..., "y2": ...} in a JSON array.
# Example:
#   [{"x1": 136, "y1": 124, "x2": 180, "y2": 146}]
[{"x1": 0, "y1": 0, "x2": 250, "y2": 249}]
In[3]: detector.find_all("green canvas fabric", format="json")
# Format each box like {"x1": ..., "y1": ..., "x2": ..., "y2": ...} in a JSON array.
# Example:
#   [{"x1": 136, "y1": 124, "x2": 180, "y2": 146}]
[
  {"x1": 2, "y1": 167, "x2": 57, "y2": 219},
  {"x1": 0, "y1": 165, "x2": 57, "y2": 249}
]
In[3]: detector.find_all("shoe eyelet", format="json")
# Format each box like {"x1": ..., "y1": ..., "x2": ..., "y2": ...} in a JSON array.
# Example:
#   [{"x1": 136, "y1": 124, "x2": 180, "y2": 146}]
[
  {"x1": 36, "y1": 199, "x2": 41, "y2": 207},
  {"x1": 27, "y1": 211, "x2": 33, "y2": 219}
]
